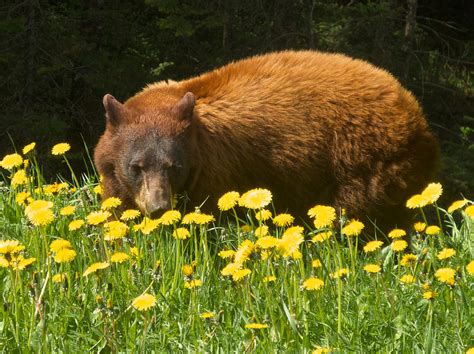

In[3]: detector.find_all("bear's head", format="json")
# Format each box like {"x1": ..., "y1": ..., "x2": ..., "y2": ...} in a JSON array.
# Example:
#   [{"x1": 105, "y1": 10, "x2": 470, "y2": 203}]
[{"x1": 94, "y1": 91, "x2": 197, "y2": 216}]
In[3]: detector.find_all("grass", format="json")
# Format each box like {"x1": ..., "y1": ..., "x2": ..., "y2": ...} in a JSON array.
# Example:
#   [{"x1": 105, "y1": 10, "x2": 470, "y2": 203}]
[{"x1": 0, "y1": 144, "x2": 473, "y2": 353}]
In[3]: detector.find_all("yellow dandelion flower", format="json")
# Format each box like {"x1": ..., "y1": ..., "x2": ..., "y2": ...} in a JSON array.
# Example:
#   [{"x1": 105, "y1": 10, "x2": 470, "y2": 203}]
[
  {"x1": 68, "y1": 219, "x2": 85, "y2": 231},
  {"x1": 104, "y1": 221, "x2": 128, "y2": 241},
  {"x1": 406, "y1": 194, "x2": 429, "y2": 209},
  {"x1": 50, "y1": 239, "x2": 72, "y2": 253},
  {"x1": 101, "y1": 197, "x2": 122, "y2": 210},
  {"x1": 391, "y1": 240, "x2": 408, "y2": 252},
  {"x1": 425, "y1": 225, "x2": 441, "y2": 236},
  {"x1": 159, "y1": 210, "x2": 181, "y2": 225},
  {"x1": 447, "y1": 199, "x2": 468, "y2": 213},
  {"x1": 466, "y1": 260, "x2": 474, "y2": 275},
  {"x1": 238, "y1": 188, "x2": 272, "y2": 209},
  {"x1": 342, "y1": 220, "x2": 364, "y2": 237},
  {"x1": 86, "y1": 210, "x2": 111, "y2": 225},
  {"x1": 421, "y1": 182, "x2": 443, "y2": 204},
  {"x1": 435, "y1": 267, "x2": 455, "y2": 285},
  {"x1": 245, "y1": 323, "x2": 268, "y2": 329},
  {"x1": 221, "y1": 262, "x2": 242, "y2": 276},
  {"x1": 155, "y1": 260, "x2": 161, "y2": 268},
  {"x1": 11, "y1": 169, "x2": 28, "y2": 187},
  {"x1": 27, "y1": 208, "x2": 55, "y2": 226},
  {"x1": 263, "y1": 275, "x2": 276, "y2": 283},
  {"x1": 467, "y1": 348, "x2": 474, "y2": 354},
  {"x1": 23, "y1": 159, "x2": 29, "y2": 168},
  {"x1": 182, "y1": 264, "x2": 194, "y2": 276},
  {"x1": 218, "y1": 249, "x2": 235, "y2": 259},
  {"x1": 54, "y1": 248, "x2": 77, "y2": 263},
  {"x1": 52, "y1": 273, "x2": 67, "y2": 283},
  {"x1": 312, "y1": 259, "x2": 322, "y2": 268},
  {"x1": 134, "y1": 217, "x2": 160, "y2": 234},
  {"x1": 255, "y1": 209, "x2": 272, "y2": 221},
  {"x1": 414, "y1": 222, "x2": 426, "y2": 232},
  {"x1": 130, "y1": 247, "x2": 139, "y2": 258},
  {"x1": 302, "y1": 277, "x2": 324, "y2": 290},
  {"x1": 0, "y1": 257, "x2": 9, "y2": 268},
  {"x1": 0, "y1": 153, "x2": 23, "y2": 170},
  {"x1": 12, "y1": 256, "x2": 36, "y2": 270},
  {"x1": 400, "y1": 253, "x2": 417, "y2": 267},
  {"x1": 437, "y1": 248, "x2": 456, "y2": 260},
  {"x1": 465, "y1": 205, "x2": 474, "y2": 219},
  {"x1": 217, "y1": 191, "x2": 240, "y2": 211},
  {"x1": 194, "y1": 213, "x2": 215, "y2": 224},
  {"x1": 83, "y1": 262, "x2": 110, "y2": 276},
  {"x1": 185, "y1": 279, "x2": 203, "y2": 288},
  {"x1": 277, "y1": 226, "x2": 304, "y2": 258},
  {"x1": 200, "y1": 312, "x2": 214, "y2": 319},
  {"x1": 132, "y1": 293, "x2": 156, "y2": 311},
  {"x1": 256, "y1": 236, "x2": 279, "y2": 249},
  {"x1": 110, "y1": 252, "x2": 130, "y2": 263},
  {"x1": 363, "y1": 240, "x2": 383, "y2": 253},
  {"x1": 93, "y1": 184, "x2": 102, "y2": 195},
  {"x1": 331, "y1": 268, "x2": 349, "y2": 279},
  {"x1": 400, "y1": 274, "x2": 416, "y2": 284},
  {"x1": 388, "y1": 228, "x2": 406, "y2": 239},
  {"x1": 312, "y1": 231, "x2": 332, "y2": 243},
  {"x1": 313, "y1": 346, "x2": 332, "y2": 354},
  {"x1": 60, "y1": 205, "x2": 76, "y2": 216},
  {"x1": 423, "y1": 291, "x2": 436, "y2": 300},
  {"x1": 51, "y1": 143, "x2": 70, "y2": 155},
  {"x1": 254, "y1": 225, "x2": 269, "y2": 238},
  {"x1": 173, "y1": 227, "x2": 190, "y2": 240},
  {"x1": 120, "y1": 209, "x2": 141, "y2": 221},
  {"x1": 273, "y1": 213, "x2": 294, "y2": 227},
  {"x1": 15, "y1": 191, "x2": 30, "y2": 206},
  {"x1": 22, "y1": 142, "x2": 36, "y2": 154},
  {"x1": 364, "y1": 264, "x2": 381, "y2": 274},
  {"x1": 0, "y1": 240, "x2": 24, "y2": 255},
  {"x1": 232, "y1": 268, "x2": 251, "y2": 281},
  {"x1": 234, "y1": 240, "x2": 254, "y2": 264},
  {"x1": 308, "y1": 205, "x2": 336, "y2": 228}
]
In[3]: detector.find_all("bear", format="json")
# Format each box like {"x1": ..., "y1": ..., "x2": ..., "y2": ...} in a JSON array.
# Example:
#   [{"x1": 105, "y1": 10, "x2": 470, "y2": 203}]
[{"x1": 93, "y1": 50, "x2": 439, "y2": 236}]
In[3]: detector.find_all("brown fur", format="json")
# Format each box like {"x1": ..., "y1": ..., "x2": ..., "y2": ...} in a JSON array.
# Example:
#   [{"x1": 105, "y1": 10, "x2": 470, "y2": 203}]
[{"x1": 94, "y1": 50, "x2": 439, "y2": 235}]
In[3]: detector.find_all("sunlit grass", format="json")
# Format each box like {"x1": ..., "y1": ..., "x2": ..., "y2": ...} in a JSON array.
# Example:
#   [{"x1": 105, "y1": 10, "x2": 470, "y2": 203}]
[{"x1": 0, "y1": 143, "x2": 473, "y2": 352}]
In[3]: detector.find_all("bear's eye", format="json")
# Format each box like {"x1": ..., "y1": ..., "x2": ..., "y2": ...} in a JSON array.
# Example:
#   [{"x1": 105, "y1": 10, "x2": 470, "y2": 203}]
[{"x1": 129, "y1": 163, "x2": 143, "y2": 175}]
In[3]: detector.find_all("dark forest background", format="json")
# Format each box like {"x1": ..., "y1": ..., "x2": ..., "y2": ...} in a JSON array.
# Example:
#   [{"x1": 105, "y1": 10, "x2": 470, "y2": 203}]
[{"x1": 1, "y1": 0, "x2": 473, "y2": 200}]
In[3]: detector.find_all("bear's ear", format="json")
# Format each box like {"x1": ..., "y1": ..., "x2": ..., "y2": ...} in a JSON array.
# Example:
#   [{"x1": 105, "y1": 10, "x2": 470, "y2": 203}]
[
  {"x1": 172, "y1": 92, "x2": 195, "y2": 120},
  {"x1": 103, "y1": 94, "x2": 125, "y2": 127}
]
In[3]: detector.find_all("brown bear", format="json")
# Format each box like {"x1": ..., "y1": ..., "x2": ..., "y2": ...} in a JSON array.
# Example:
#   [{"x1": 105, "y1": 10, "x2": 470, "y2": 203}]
[{"x1": 94, "y1": 50, "x2": 439, "y2": 234}]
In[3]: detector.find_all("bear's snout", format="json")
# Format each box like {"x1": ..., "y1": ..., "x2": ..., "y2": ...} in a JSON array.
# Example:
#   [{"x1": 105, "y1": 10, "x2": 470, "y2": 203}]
[{"x1": 135, "y1": 173, "x2": 172, "y2": 216}]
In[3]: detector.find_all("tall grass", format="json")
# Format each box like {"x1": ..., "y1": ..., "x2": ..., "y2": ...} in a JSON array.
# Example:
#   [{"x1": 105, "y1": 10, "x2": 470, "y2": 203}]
[{"x1": 0, "y1": 144, "x2": 473, "y2": 352}]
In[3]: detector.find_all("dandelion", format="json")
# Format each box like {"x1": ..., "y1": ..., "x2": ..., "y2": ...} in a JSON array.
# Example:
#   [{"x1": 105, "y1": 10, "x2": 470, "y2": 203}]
[
  {"x1": 120, "y1": 209, "x2": 141, "y2": 221},
  {"x1": 363, "y1": 240, "x2": 383, "y2": 253},
  {"x1": 173, "y1": 227, "x2": 191, "y2": 240},
  {"x1": 414, "y1": 222, "x2": 426, "y2": 232},
  {"x1": 447, "y1": 199, "x2": 468, "y2": 213},
  {"x1": 364, "y1": 264, "x2": 381, "y2": 274},
  {"x1": 255, "y1": 236, "x2": 279, "y2": 249},
  {"x1": 50, "y1": 239, "x2": 72, "y2": 253},
  {"x1": 132, "y1": 293, "x2": 156, "y2": 311},
  {"x1": 232, "y1": 268, "x2": 251, "y2": 281},
  {"x1": 391, "y1": 240, "x2": 408, "y2": 252},
  {"x1": 51, "y1": 143, "x2": 71, "y2": 155},
  {"x1": 465, "y1": 205, "x2": 474, "y2": 219},
  {"x1": 312, "y1": 259, "x2": 322, "y2": 268},
  {"x1": 423, "y1": 291, "x2": 436, "y2": 300},
  {"x1": 86, "y1": 210, "x2": 111, "y2": 225},
  {"x1": 421, "y1": 182, "x2": 443, "y2": 204},
  {"x1": 331, "y1": 268, "x2": 349, "y2": 279},
  {"x1": 0, "y1": 153, "x2": 23, "y2": 170},
  {"x1": 435, "y1": 267, "x2": 455, "y2": 285},
  {"x1": 302, "y1": 277, "x2": 324, "y2": 290},
  {"x1": 60, "y1": 205, "x2": 76, "y2": 216},
  {"x1": 181, "y1": 212, "x2": 214, "y2": 224},
  {"x1": 400, "y1": 253, "x2": 417, "y2": 267},
  {"x1": 273, "y1": 213, "x2": 294, "y2": 227},
  {"x1": 308, "y1": 205, "x2": 336, "y2": 228},
  {"x1": 155, "y1": 260, "x2": 161, "y2": 268},
  {"x1": 425, "y1": 225, "x2": 441, "y2": 236},
  {"x1": 15, "y1": 191, "x2": 30, "y2": 206},
  {"x1": 104, "y1": 221, "x2": 128, "y2": 240},
  {"x1": 12, "y1": 256, "x2": 36, "y2": 270},
  {"x1": 22, "y1": 142, "x2": 36, "y2": 154},
  {"x1": 0, "y1": 240, "x2": 25, "y2": 255},
  {"x1": 200, "y1": 312, "x2": 214, "y2": 319},
  {"x1": 239, "y1": 188, "x2": 272, "y2": 209},
  {"x1": 11, "y1": 169, "x2": 28, "y2": 187},
  {"x1": 182, "y1": 264, "x2": 194, "y2": 276},
  {"x1": 54, "y1": 248, "x2": 77, "y2": 263},
  {"x1": 0, "y1": 257, "x2": 9, "y2": 268},
  {"x1": 218, "y1": 250, "x2": 235, "y2": 259},
  {"x1": 68, "y1": 219, "x2": 85, "y2": 231},
  {"x1": 110, "y1": 252, "x2": 130, "y2": 263},
  {"x1": 406, "y1": 194, "x2": 429, "y2": 209},
  {"x1": 234, "y1": 240, "x2": 254, "y2": 263},
  {"x1": 217, "y1": 191, "x2": 240, "y2": 211},
  {"x1": 185, "y1": 279, "x2": 203, "y2": 288},
  {"x1": 93, "y1": 185, "x2": 102, "y2": 195},
  {"x1": 400, "y1": 274, "x2": 416, "y2": 284},
  {"x1": 134, "y1": 217, "x2": 160, "y2": 234},
  {"x1": 278, "y1": 226, "x2": 304, "y2": 258},
  {"x1": 313, "y1": 347, "x2": 332, "y2": 354},
  {"x1": 342, "y1": 220, "x2": 364, "y2": 236},
  {"x1": 52, "y1": 273, "x2": 67, "y2": 283},
  {"x1": 101, "y1": 197, "x2": 122, "y2": 210},
  {"x1": 221, "y1": 262, "x2": 242, "y2": 276},
  {"x1": 255, "y1": 209, "x2": 272, "y2": 221},
  {"x1": 263, "y1": 276, "x2": 276, "y2": 283},
  {"x1": 159, "y1": 210, "x2": 181, "y2": 225},
  {"x1": 254, "y1": 225, "x2": 269, "y2": 238},
  {"x1": 245, "y1": 323, "x2": 268, "y2": 329},
  {"x1": 130, "y1": 247, "x2": 139, "y2": 258},
  {"x1": 388, "y1": 228, "x2": 406, "y2": 239},
  {"x1": 437, "y1": 248, "x2": 456, "y2": 260},
  {"x1": 312, "y1": 231, "x2": 332, "y2": 243},
  {"x1": 83, "y1": 262, "x2": 110, "y2": 276},
  {"x1": 25, "y1": 200, "x2": 55, "y2": 226},
  {"x1": 467, "y1": 260, "x2": 474, "y2": 275}
]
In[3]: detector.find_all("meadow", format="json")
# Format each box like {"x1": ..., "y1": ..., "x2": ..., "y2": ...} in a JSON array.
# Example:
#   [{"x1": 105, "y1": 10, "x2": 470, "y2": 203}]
[{"x1": 0, "y1": 142, "x2": 473, "y2": 353}]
